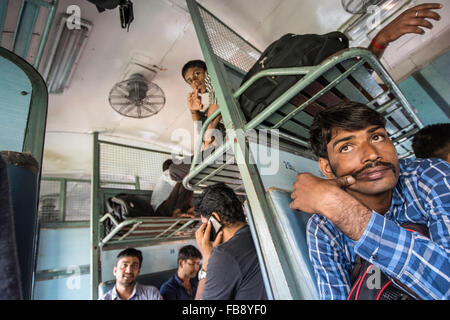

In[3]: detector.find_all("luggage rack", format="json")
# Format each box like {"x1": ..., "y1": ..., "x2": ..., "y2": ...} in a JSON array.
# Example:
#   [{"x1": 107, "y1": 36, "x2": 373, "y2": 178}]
[
  {"x1": 184, "y1": 0, "x2": 424, "y2": 300},
  {"x1": 99, "y1": 214, "x2": 200, "y2": 247}
]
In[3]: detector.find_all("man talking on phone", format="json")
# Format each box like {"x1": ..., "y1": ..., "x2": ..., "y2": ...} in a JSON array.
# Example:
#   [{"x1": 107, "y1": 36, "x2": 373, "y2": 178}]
[{"x1": 194, "y1": 183, "x2": 267, "y2": 300}]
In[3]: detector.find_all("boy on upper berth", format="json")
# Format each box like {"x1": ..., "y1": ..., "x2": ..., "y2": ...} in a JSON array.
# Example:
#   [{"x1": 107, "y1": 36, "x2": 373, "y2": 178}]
[
  {"x1": 290, "y1": 102, "x2": 450, "y2": 300},
  {"x1": 182, "y1": 60, "x2": 225, "y2": 150}
]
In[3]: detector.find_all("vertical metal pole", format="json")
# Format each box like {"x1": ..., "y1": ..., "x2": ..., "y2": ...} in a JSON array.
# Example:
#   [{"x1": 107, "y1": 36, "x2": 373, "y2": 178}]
[
  {"x1": 12, "y1": 0, "x2": 40, "y2": 59},
  {"x1": 60, "y1": 178, "x2": 67, "y2": 222},
  {"x1": 135, "y1": 176, "x2": 140, "y2": 190},
  {"x1": 186, "y1": 0, "x2": 298, "y2": 299},
  {"x1": 33, "y1": 0, "x2": 59, "y2": 69},
  {"x1": 90, "y1": 132, "x2": 100, "y2": 300},
  {"x1": 0, "y1": 0, "x2": 9, "y2": 45}
]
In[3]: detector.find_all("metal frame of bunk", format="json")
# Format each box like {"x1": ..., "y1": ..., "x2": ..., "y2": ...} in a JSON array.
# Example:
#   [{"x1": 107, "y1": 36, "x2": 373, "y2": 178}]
[
  {"x1": 89, "y1": 133, "x2": 200, "y2": 300},
  {"x1": 183, "y1": 0, "x2": 423, "y2": 300}
]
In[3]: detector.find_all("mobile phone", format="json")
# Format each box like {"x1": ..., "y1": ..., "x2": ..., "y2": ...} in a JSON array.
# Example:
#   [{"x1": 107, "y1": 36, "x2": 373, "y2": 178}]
[{"x1": 207, "y1": 215, "x2": 223, "y2": 242}]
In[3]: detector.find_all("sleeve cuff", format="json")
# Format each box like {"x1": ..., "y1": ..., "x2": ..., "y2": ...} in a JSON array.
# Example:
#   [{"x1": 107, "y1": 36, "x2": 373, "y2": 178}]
[
  {"x1": 353, "y1": 210, "x2": 380, "y2": 261},
  {"x1": 353, "y1": 211, "x2": 414, "y2": 277}
]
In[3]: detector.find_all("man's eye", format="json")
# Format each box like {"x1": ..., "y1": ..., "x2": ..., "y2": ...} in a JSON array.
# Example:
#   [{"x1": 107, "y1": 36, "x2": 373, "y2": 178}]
[
  {"x1": 372, "y1": 134, "x2": 385, "y2": 142},
  {"x1": 339, "y1": 144, "x2": 352, "y2": 153}
]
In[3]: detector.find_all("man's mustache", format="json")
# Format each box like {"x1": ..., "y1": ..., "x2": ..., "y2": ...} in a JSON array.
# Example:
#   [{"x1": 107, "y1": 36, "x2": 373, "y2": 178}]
[{"x1": 352, "y1": 161, "x2": 396, "y2": 179}]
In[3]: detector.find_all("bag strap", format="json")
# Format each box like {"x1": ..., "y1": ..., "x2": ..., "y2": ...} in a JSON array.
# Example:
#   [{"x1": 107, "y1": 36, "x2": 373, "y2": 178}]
[{"x1": 348, "y1": 222, "x2": 429, "y2": 300}]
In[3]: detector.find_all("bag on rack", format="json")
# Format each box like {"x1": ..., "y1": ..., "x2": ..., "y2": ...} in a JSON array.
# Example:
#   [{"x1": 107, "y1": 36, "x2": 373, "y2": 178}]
[
  {"x1": 104, "y1": 193, "x2": 155, "y2": 233},
  {"x1": 239, "y1": 32, "x2": 349, "y2": 120}
]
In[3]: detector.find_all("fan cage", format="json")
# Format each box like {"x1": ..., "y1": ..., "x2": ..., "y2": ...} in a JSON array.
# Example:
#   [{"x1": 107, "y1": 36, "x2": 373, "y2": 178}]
[{"x1": 109, "y1": 77, "x2": 166, "y2": 118}]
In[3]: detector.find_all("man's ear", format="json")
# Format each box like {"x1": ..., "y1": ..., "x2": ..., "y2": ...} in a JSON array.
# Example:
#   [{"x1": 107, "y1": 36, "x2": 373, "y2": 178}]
[
  {"x1": 211, "y1": 212, "x2": 221, "y2": 222},
  {"x1": 318, "y1": 157, "x2": 336, "y2": 179}
]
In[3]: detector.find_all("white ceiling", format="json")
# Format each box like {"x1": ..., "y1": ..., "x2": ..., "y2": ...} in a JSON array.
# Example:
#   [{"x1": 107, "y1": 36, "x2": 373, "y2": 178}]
[{"x1": 38, "y1": 0, "x2": 449, "y2": 177}]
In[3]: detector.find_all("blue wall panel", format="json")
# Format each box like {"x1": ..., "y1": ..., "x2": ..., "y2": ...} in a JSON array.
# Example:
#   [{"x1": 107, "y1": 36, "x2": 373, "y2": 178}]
[
  {"x1": 399, "y1": 51, "x2": 450, "y2": 125},
  {"x1": 33, "y1": 274, "x2": 90, "y2": 300},
  {"x1": 36, "y1": 228, "x2": 90, "y2": 271},
  {"x1": 0, "y1": 55, "x2": 32, "y2": 152}
]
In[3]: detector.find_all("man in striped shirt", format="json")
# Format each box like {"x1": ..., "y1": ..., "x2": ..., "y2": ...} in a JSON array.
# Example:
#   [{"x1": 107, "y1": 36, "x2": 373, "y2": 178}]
[{"x1": 290, "y1": 102, "x2": 449, "y2": 299}]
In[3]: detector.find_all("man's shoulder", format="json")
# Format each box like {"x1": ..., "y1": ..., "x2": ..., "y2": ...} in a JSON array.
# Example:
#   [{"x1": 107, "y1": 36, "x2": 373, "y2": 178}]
[
  {"x1": 215, "y1": 225, "x2": 253, "y2": 253},
  {"x1": 160, "y1": 274, "x2": 178, "y2": 291},
  {"x1": 398, "y1": 158, "x2": 449, "y2": 187},
  {"x1": 100, "y1": 288, "x2": 115, "y2": 300},
  {"x1": 399, "y1": 157, "x2": 449, "y2": 176}
]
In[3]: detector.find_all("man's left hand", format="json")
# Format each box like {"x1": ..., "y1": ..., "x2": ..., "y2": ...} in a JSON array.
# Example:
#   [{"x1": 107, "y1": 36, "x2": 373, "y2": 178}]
[
  {"x1": 195, "y1": 220, "x2": 223, "y2": 270},
  {"x1": 373, "y1": 3, "x2": 442, "y2": 49}
]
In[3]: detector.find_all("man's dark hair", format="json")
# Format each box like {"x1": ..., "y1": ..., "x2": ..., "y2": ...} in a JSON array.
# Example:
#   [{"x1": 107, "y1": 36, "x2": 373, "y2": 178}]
[
  {"x1": 181, "y1": 60, "x2": 207, "y2": 80},
  {"x1": 178, "y1": 245, "x2": 202, "y2": 263},
  {"x1": 197, "y1": 183, "x2": 246, "y2": 226},
  {"x1": 116, "y1": 248, "x2": 143, "y2": 267},
  {"x1": 162, "y1": 159, "x2": 173, "y2": 172},
  {"x1": 309, "y1": 101, "x2": 387, "y2": 159},
  {"x1": 412, "y1": 123, "x2": 450, "y2": 160}
]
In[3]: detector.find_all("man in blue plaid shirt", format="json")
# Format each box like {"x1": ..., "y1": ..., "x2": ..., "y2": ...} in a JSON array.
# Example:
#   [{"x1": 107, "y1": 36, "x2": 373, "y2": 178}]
[{"x1": 290, "y1": 102, "x2": 449, "y2": 300}]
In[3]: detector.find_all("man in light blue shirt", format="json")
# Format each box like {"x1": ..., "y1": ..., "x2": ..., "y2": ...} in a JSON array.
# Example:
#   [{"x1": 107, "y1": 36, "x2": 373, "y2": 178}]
[{"x1": 100, "y1": 248, "x2": 163, "y2": 300}]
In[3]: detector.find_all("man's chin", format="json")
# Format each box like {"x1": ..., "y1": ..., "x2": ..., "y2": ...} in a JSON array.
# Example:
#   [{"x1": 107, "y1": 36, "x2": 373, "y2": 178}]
[
  {"x1": 347, "y1": 179, "x2": 397, "y2": 195},
  {"x1": 120, "y1": 279, "x2": 136, "y2": 287}
]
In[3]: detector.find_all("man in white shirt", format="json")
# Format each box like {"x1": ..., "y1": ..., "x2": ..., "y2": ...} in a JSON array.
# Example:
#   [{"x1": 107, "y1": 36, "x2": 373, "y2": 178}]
[
  {"x1": 152, "y1": 159, "x2": 195, "y2": 218},
  {"x1": 151, "y1": 160, "x2": 177, "y2": 211}
]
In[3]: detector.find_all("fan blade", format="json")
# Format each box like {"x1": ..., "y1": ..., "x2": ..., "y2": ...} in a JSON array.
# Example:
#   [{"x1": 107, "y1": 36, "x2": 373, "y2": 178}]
[
  {"x1": 143, "y1": 101, "x2": 164, "y2": 109},
  {"x1": 115, "y1": 83, "x2": 130, "y2": 96},
  {"x1": 141, "y1": 105, "x2": 156, "y2": 114},
  {"x1": 123, "y1": 104, "x2": 137, "y2": 115},
  {"x1": 118, "y1": 102, "x2": 133, "y2": 113},
  {"x1": 144, "y1": 94, "x2": 165, "y2": 99},
  {"x1": 137, "y1": 106, "x2": 142, "y2": 118}
]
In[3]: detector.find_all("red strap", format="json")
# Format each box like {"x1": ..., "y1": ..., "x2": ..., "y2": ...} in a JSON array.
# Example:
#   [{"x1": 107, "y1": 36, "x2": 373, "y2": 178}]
[
  {"x1": 376, "y1": 280, "x2": 392, "y2": 300},
  {"x1": 355, "y1": 265, "x2": 373, "y2": 300},
  {"x1": 347, "y1": 276, "x2": 362, "y2": 300},
  {"x1": 371, "y1": 38, "x2": 387, "y2": 50}
]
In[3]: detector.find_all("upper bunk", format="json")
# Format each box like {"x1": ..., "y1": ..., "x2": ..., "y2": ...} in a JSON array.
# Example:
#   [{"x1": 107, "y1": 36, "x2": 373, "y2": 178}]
[{"x1": 182, "y1": 1, "x2": 423, "y2": 195}]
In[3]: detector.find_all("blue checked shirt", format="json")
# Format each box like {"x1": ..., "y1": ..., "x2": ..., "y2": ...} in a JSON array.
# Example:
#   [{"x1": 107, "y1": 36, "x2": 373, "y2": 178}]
[{"x1": 306, "y1": 158, "x2": 450, "y2": 300}]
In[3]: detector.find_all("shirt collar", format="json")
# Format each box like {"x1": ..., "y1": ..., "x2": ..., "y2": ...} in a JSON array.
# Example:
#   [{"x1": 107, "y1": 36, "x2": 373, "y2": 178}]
[
  {"x1": 174, "y1": 273, "x2": 184, "y2": 286},
  {"x1": 112, "y1": 283, "x2": 138, "y2": 300}
]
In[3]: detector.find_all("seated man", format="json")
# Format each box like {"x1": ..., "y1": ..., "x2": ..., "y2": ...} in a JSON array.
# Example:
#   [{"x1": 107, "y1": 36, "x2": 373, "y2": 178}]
[
  {"x1": 290, "y1": 101, "x2": 449, "y2": 300},
  {"x1": 151, "y1": 159, "x2": 195, "y2": 218},
  {"x1": 160, "y1": 245, "x2": 202, "y2": 300},
  {"x1": 100, "y1": 248, "x2": 163, "y2": 300},
  {"x1": 412, "y1": 123, "x2": 450, "y2": 163},
  {"x1": 194, "y1": 183, "x2": 267, "y2": 300}
]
